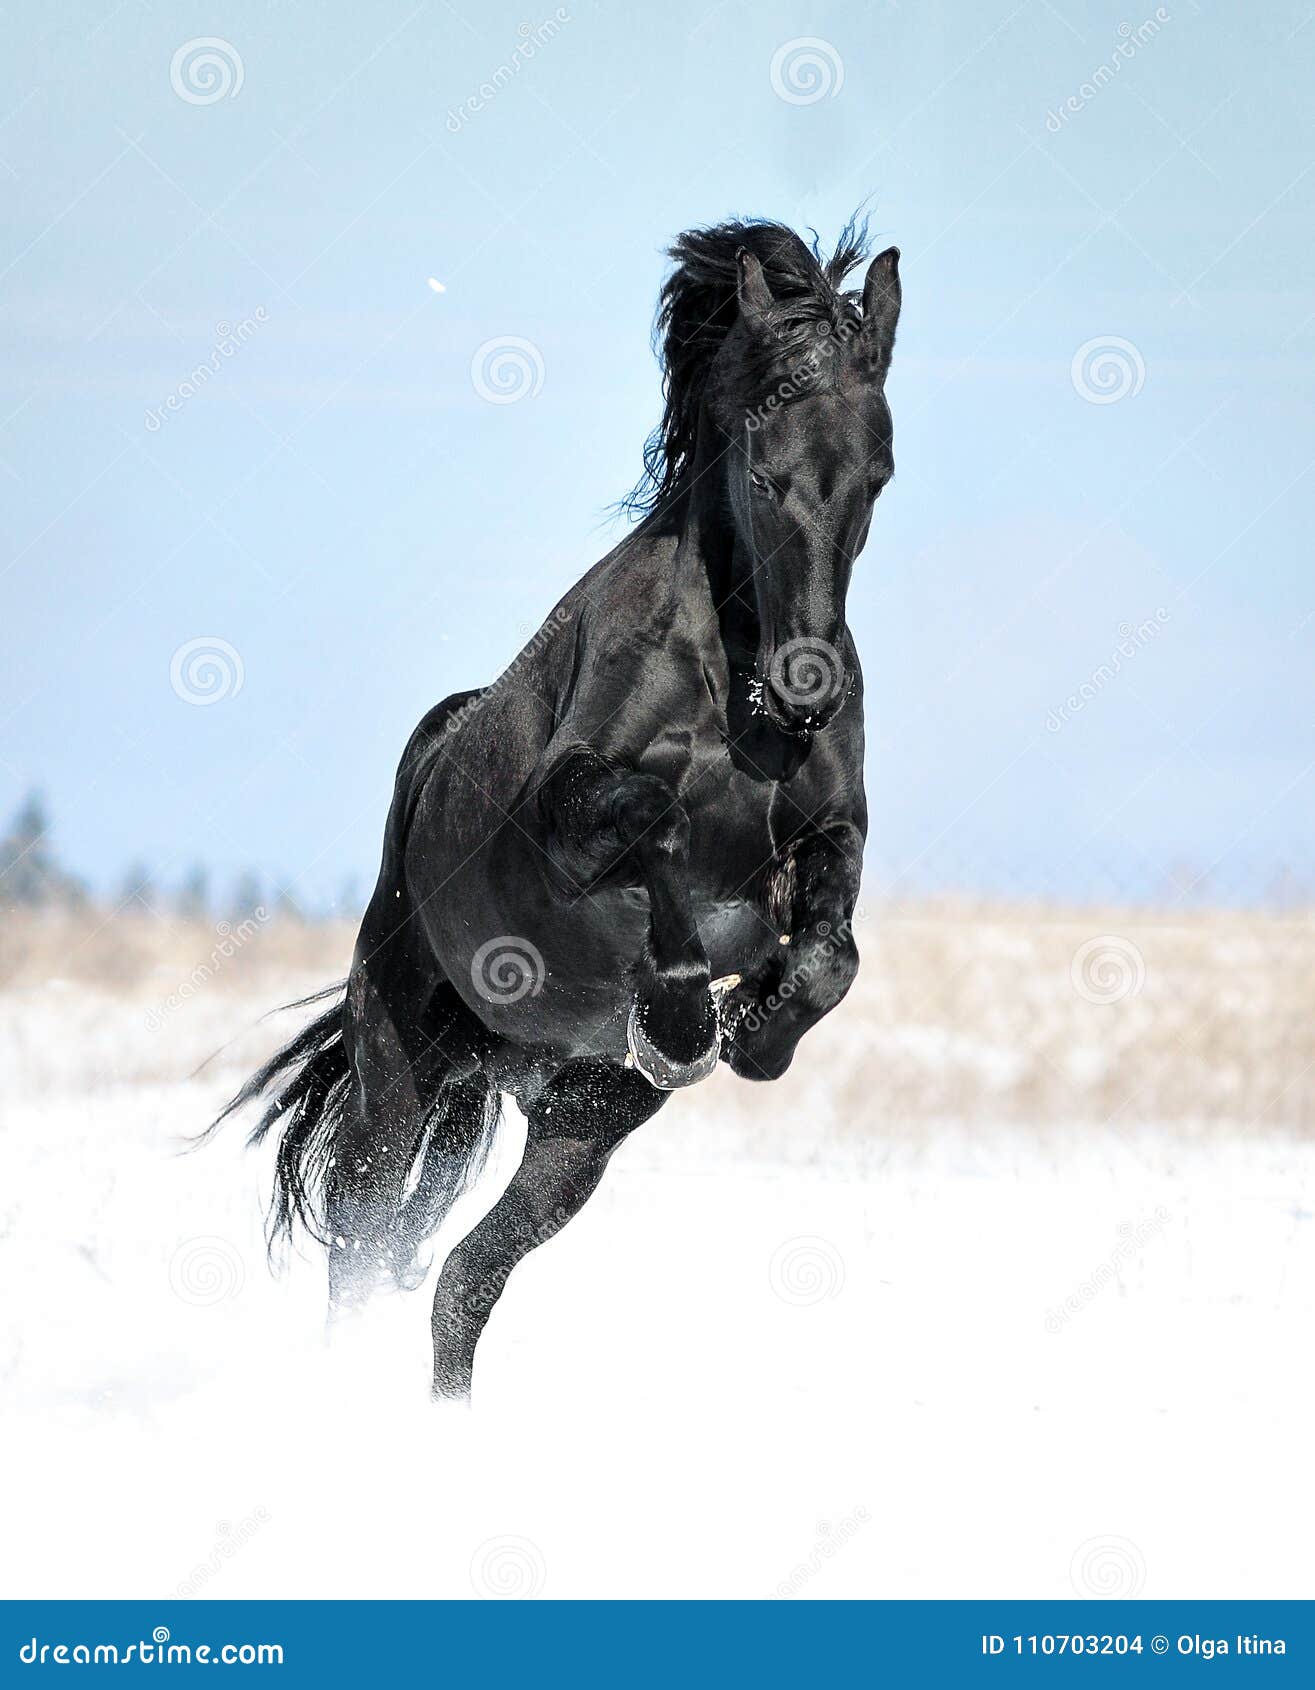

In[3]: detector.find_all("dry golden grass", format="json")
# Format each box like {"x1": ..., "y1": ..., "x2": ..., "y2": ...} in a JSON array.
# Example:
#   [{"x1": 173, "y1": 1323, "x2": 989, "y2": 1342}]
[
  {"x1": 0, "y1": 910, "x2": 357, "y2": 1101},
  {"x1": 2, "y1": 902, "x2": 1311, "y2": 1130},
  {"x1": 826, "y1": 904, "x2": 1315, "y2": 1131},
  {"x1": 0, "y1": 907, "x2": 357, "y2": 994}
]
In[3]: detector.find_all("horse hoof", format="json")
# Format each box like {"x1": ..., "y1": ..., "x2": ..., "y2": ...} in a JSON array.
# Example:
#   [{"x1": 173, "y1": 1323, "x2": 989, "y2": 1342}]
[{"x1": 626, "y1": 998, "x2": 720, "y2": 1090}]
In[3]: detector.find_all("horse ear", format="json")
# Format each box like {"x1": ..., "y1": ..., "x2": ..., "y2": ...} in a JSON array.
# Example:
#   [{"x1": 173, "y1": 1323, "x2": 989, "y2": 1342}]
[
  {"x1": 861, "y1": 246, "x2": 901, "y2": 376},
  {"x1": 736, "y1": 247, "x2": 774, "y2": 330}
]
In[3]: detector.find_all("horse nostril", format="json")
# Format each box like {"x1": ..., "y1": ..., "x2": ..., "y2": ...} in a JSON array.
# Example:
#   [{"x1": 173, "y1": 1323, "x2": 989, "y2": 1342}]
[{"x1": 765, "y1": 638, "x2": 848, "y2": 724}]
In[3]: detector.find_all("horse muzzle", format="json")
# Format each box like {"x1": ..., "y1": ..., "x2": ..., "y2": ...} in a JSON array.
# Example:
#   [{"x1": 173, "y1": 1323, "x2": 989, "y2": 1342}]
[{"x1": 760, "y1": 636, "x2": 849, "y2": 733}]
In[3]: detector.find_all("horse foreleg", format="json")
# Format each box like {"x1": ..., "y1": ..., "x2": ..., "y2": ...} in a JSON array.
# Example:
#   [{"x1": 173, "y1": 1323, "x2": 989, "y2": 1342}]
[
  {"x1": 724, "y1": 822, "x2": 862, "y2": 1081},
  {"x1": 430, "y1": 1060, "x2": 667, "y2": 1401},
  {"x1": 539, "y1": 752, "x2": 720, "y2": 1088}
]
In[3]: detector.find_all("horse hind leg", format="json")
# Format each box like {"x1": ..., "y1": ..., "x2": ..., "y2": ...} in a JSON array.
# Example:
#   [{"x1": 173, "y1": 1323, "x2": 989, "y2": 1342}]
[
  {"x1": 389, "y1": 1069, "x2": 501, "y2": 1286},
  {"x1": 328, "y1": 970, "x2": 497, "y2": 1310},
  {"x1": 430, "y1": 1059, "x2": 668, "y2": 1401},
  {"x1": 324, "y1": 681, "x2": 502, "y2": 1308}
]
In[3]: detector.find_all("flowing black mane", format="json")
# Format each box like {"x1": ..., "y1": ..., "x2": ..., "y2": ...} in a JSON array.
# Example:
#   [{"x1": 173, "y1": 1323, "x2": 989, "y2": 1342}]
[{"x1": 625, "y1": 215, "x2": 874, "y2": 518}]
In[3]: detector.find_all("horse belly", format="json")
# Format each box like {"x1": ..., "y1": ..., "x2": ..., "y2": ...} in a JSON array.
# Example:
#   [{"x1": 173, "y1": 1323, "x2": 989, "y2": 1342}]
[{"x1": 430, "y1": 853, "x2": 651, "y2": 1063}]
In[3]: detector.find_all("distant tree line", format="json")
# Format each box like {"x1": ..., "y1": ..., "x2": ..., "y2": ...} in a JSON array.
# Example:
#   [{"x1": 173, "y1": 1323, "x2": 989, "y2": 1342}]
[{"x1": 0, "y1": 791, "x2": 360, "y2": 921}]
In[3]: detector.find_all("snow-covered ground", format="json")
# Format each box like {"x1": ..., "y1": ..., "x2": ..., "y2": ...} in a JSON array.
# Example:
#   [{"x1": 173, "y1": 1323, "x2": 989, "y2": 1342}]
[{"x1": 1, "y1": 911, "x2": 1312, "y2": 1599}]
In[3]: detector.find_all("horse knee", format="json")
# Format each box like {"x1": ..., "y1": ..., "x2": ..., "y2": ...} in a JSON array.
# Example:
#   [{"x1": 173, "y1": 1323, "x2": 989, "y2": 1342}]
[{"x1": 610, "y1": 772, "x2": 687, "y2": 854}]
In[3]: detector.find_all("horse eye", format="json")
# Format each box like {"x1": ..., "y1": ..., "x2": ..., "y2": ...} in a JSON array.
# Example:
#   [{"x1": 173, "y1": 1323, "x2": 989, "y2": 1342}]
[{"x1": 749, "y1": 469, "x2": 773, "y2": 496}]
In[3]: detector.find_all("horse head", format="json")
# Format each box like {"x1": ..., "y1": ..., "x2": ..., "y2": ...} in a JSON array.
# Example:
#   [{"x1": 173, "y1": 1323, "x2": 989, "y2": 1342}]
[
  {"x1": 722, "y1": 239, "x2": 900, "y2": 732},
  {"x1": 631, "y1": 217, "x2": 901, "y2": 735}
]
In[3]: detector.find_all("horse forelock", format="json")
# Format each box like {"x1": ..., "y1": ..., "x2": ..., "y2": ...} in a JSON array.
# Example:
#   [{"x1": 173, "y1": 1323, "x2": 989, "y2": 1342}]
[{"x1": 621, "y1": 214, "x2": 874, "y2": 519}]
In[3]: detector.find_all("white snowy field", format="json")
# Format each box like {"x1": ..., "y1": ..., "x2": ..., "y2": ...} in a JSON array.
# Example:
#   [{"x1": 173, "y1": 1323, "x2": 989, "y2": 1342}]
[{"x1": 1, "y1": 906, "x2": 1312, "y2": 1600}]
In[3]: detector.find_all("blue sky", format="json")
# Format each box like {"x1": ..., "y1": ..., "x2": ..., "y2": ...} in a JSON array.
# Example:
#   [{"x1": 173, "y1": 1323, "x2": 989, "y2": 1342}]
[{"x1": 2, "y1": 0, "x2": 1313, "y2": 908}]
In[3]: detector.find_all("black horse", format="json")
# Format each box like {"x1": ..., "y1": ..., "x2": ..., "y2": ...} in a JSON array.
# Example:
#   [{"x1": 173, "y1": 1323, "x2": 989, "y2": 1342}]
[{"x1": 218, "y1": 216, "x2": 901, "y2": 1399}]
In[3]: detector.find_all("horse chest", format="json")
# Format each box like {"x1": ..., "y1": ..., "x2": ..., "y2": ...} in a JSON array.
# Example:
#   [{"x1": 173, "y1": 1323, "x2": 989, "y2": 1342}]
[{"x1": 687, "y1": 783, "x2": 776, "y2": 881}]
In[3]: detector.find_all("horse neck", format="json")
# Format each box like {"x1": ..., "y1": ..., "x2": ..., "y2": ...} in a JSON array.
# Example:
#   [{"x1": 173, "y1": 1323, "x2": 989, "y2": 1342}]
[{"x1": 675, "y1": 423, "x2": 759, "y2": 668}]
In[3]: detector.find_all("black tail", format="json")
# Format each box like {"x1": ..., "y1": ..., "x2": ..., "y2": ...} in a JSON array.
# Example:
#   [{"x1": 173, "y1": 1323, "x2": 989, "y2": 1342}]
[
  {"x1": 210, "y1": 983, "x2": 351, "y2": 1253},
  {"x1": 210, "y1": 980, "x2": 502, "y2": 1279}
]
